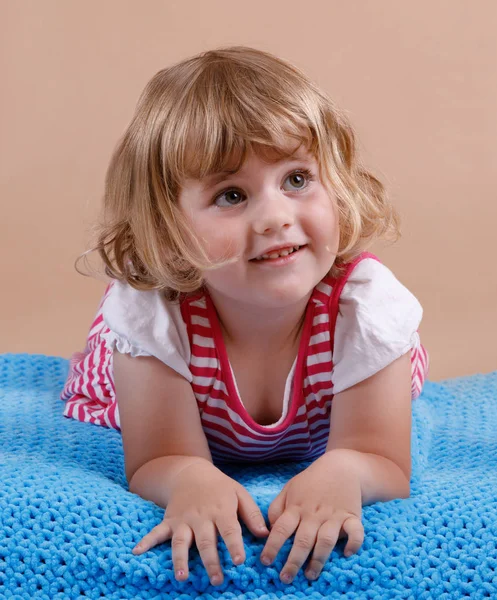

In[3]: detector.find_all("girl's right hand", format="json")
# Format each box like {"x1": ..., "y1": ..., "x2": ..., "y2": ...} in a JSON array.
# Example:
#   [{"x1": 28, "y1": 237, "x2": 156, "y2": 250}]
[{"x1": 132, "y1": 460, "x2": 269, "y2": 586}]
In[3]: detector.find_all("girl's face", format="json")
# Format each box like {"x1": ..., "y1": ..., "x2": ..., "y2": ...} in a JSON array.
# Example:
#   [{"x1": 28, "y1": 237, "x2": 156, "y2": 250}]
[{"x1": 178, "y1": 146, "x2": 339, "y2": 310}]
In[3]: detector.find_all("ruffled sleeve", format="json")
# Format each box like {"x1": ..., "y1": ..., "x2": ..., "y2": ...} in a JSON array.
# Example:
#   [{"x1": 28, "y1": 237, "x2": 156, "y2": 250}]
[
  {"x1": 100, "y1": 281, "x2": 192, "y2": 383},
  {"x1": 331, "y1": 258, "x2": 423, "y2": 394}
]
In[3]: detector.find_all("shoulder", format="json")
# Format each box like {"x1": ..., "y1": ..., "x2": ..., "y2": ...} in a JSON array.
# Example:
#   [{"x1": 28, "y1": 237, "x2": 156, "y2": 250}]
[
  {"x1": 103, "y1": 280, "x2": 186, "y2": 333},
  {"x1": 319, "y1": 252, "x2": 421, "y2": 316},
  {"x1": 340, "y1": 254, "x2": 422, "y2": 312},
  {"x1": 330, "y1": 254, "x2": 424, "y2": 394},
  {"x1": 101, "y1": 280, "x2": 193, "y2": 381}
]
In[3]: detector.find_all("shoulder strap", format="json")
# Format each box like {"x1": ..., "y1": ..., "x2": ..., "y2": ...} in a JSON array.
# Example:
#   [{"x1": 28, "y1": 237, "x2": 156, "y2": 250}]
[{"x1": 327, "y1": 251, "x2": 380, "y2": 354}]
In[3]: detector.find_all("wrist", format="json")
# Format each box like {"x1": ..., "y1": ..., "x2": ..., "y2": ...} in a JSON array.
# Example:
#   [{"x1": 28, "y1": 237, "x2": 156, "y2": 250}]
[
  {"x1": 319, "y1": 448, "x2": 410, "y2": 505},
  {"x1": 129, "y1": 455, "x2": 213, "y2": 506}
]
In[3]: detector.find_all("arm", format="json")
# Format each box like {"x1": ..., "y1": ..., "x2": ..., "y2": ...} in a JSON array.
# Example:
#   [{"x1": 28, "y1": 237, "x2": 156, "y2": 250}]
[
  {"x1": 113, "y1": 350, "x2": 269, "y2": 585},
  {"x1": 325, "y1": 350, "x2": 413, "y2": 504},
  {"x1": 261, "y1": 351, "x2": 413, "y2": 582},
  {"x1": 113, "y1": 350, "x2": 212, "y2": 507}
]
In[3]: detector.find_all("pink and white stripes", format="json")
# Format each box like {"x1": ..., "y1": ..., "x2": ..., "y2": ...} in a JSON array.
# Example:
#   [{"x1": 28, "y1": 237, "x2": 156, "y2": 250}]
[
  {"x1": 61, "y1": 253, "x2": 429, "y2": 462},
  {"x1": 61, "y1": 285, "x2": 120, "y2": 429}
]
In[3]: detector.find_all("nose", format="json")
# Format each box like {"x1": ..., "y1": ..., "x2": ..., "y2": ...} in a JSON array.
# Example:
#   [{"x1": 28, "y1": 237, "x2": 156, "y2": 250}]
[{"x1": 252, "y1": 192, "x2": 295, "y2": 235}]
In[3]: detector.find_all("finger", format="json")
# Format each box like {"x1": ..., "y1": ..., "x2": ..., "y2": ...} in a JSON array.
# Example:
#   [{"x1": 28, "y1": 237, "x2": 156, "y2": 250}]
[
  {"x1": 342, "y1": 516, "x2": 364, "y2": 557},
  {"x1": 171, "y1": 523, "x2": 194, "y2": 581},
  {"x1": 236, "y1": 485, "x2": 270, "y2": 537},
  {"x1": 267, "y1": 487, "x2": 287, "y2": 527},
  {"x1": 132, "y1": 519, "x2": 173, "y2": 554},
  {"x1": 193, "y1": 521, "x2": 224, "y2": 586},
  {"x1": 305, "y1": 518, "x2": 341, "y2": 580},
  {"x1": 279, "y1": 519, "x2": 318, "y2": 584},
  {"x1": 215, "y1": 515, "x2": 245, "y2": 565},
  {"x1": 260, "y1": 509, "x2": 300, "y2": 566}
]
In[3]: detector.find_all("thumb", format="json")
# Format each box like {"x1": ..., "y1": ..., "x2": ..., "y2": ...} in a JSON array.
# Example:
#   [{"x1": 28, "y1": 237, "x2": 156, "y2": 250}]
[
  {"x1": 236, "y1": 485, "x2": 270, "y2": 537},
  {"x1": 267, "y1": 487, "x2": 287, "y2": 527}
]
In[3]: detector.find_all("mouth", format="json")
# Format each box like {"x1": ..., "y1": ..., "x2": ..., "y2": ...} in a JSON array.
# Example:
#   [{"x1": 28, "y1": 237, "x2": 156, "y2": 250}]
[{"x1": 249, "y1": 244, "x2": 307, "y2": 263}]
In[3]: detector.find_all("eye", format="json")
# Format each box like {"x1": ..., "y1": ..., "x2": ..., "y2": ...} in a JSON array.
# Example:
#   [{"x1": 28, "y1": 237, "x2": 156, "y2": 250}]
[
  {"x1": 213, "y1": 189, "x2": 246, "y2": 208},
  {"x1": 212, "y1": 168, "x2": 315, "y2": 208},
  {"x1": 283, "y1": 168, "x2": 314, "y2": 191}
]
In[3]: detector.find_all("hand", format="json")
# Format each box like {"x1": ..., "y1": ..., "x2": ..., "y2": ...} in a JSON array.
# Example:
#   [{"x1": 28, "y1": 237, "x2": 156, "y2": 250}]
[
  {"x1": 260, "y1": 450, "x2": 364, "y2": 583},
  {"x1": 132, "y1": 461, "x2": 269, "y2": 586}
]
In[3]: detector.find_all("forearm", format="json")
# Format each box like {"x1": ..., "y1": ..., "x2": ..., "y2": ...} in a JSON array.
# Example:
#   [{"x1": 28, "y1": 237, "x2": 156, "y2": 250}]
[
  {"x1": 129, "y1": 455, "x2": 213, "y2": 508},
  {"x1": 321, "y1": 448, "x2": 410, "y2": 506}
]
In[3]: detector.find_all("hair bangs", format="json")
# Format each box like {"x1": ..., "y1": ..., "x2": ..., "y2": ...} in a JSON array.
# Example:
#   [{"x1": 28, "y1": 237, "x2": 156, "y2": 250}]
[{"x1": 163, "y1": 63, "x2": 318, "y2": 187}]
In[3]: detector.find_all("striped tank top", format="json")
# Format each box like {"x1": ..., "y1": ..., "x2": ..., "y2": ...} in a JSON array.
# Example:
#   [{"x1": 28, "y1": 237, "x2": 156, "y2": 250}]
[{"x1": 61, "y1": 252, "x2": 428, "y2": 463}]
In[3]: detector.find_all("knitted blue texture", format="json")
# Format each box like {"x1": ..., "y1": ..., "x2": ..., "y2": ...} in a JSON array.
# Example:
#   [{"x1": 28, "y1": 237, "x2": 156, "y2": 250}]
[{"x1": 1, "y1": 353, "x2": 496, "y2": 599}]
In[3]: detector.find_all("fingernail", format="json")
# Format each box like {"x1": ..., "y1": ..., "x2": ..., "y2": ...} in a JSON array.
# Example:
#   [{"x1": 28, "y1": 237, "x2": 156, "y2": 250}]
[
  {"x1": 176, "y1": 569, "x2": 185, "y2": 578},
  {"x1": 281, "y1": 572, "x2": 293, "y2": 583},
  {"x1": 233, "y1": 554, "x2": 243, "y2": 565},
  {"x1": 210, "y1": 574, "x2": 222, "y2": 585},
  {"x1": 132, "y1": 543, "x2": 143, "y2": 553},
  {"x1": 261, "y1": 555, "x2": 271, "y2": 566},
  {"x1": 306, "y1": 570, "x2": 317, "y2": 580}
]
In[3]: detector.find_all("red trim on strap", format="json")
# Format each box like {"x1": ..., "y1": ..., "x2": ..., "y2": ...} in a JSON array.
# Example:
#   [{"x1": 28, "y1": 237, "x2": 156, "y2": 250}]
[
  {"x1": 327, "y1": 252, "x2": 380, "y2": 355},
  {"x1": 179, "y1": 289, "x2": 206, "y2": 348}
]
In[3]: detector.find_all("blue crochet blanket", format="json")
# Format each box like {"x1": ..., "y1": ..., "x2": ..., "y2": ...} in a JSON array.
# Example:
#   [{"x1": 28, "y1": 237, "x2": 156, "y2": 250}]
[{"x1": 1, "y1": 354, "x2": 496, "y2": 599}]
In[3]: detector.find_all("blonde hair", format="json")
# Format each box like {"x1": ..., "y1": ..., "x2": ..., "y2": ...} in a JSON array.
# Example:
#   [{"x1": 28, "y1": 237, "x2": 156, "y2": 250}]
[{"x1": 77, "y1": 45, "x2": 400, "y2": 301}]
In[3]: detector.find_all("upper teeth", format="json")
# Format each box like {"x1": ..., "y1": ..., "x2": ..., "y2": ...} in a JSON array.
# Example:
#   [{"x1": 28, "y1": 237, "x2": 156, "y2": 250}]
[{"x1": 255, "y1": 245, "x2": 301, "y2": 260}]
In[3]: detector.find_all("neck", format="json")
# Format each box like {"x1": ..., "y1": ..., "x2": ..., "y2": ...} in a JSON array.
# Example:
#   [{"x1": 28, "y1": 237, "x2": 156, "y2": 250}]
[{"x1": 207, "y1": 289, "x2": 311, "y2": 355}]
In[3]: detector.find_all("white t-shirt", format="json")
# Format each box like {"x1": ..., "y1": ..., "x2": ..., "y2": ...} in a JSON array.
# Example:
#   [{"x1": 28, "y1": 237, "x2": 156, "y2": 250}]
[{"x1": 100, "y1": 257, "x2": 423, "y2": 394}]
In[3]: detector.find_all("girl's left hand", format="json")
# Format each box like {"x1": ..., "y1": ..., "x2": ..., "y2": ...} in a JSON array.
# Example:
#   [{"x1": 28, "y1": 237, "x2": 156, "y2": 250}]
[{"x1": 260, "y1": 450, "x2": 365, "y2": 583}]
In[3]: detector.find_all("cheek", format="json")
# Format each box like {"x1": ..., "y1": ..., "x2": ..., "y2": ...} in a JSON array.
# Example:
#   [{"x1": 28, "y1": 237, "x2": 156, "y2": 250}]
[
  {"x1": 309, "y1": 196, "x2": 339, "y2": 240},
  {"x1": 194, "y1": 219, "x2": 242, "y2": 262}
]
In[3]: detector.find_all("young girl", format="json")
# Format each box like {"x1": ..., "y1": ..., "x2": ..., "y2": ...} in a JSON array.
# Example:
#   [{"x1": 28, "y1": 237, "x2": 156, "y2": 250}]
[{"x1": 61, "y1": 46, "x2": 429, "y2": 587}]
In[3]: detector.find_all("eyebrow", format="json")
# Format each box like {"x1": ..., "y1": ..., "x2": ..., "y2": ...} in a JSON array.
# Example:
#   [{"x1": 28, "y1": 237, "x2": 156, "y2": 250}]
[
  {"x1": 201, "y1": 170, "x2": 238, "y2": 192},
  {"x1": 200, "y1": 153, "x2": 312, "y2": 192}
]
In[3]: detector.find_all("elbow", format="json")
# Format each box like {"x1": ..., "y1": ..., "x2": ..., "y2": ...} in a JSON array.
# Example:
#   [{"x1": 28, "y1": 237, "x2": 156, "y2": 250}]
[
  {"x1": 382, "y1": 456, "x2": 411, "y2": 500},
  {"x1": 396, "y1": 460, "x2": 411, "y2": 499},
  {"x1": 402, "y1": 463, "x2": 412, "y2": 498},
  {"x1": 399, "y1": 478, "x2": 411, "y2": 499},
  {"x1": 127, "y1": 469, "x2": 138, "y2": 493},
  {"x1": 126, "y1": 461, "x2": 144, "y2": 493},
  {"x1": 395, "y1": 463, "x2": 411, "y2": 499},
  {"x1": 127, "y1": 474, "x2": 136, "y2": 493},
  {"x1": 127, "y1": 463, "x2": 152, "y2": 498}
]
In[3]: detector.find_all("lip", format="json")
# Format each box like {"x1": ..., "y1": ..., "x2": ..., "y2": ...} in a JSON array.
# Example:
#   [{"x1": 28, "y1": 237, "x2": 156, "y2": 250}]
[
  {"x1": 249, "y1": 245, "x2": 307, "y2": 267},
  {"x1": 250, "y1": 243, "x2": 306, "y2": 261}
]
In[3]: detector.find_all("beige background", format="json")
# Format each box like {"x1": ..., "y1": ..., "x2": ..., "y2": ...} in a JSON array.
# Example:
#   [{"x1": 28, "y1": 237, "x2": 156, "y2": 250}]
[{"x1": 1, "y1": 1, "x2": 496, "y2": 381}]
